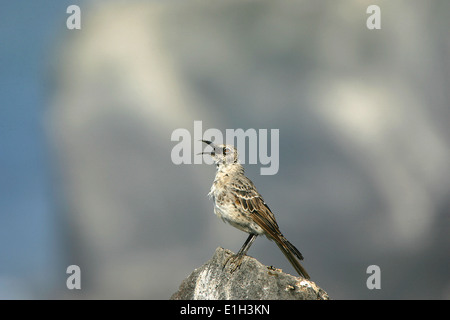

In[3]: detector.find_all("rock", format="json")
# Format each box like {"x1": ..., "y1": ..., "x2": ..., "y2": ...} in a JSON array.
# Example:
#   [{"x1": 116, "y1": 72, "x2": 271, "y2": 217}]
[{"x1": 171, "y1": 247, "x2": 329, "y2": 300}]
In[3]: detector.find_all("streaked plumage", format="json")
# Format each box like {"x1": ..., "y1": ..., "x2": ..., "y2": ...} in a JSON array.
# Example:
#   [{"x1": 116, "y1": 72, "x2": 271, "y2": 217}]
[{"x1": 201, "y1": 140, "x2": 310, "y2": 279}]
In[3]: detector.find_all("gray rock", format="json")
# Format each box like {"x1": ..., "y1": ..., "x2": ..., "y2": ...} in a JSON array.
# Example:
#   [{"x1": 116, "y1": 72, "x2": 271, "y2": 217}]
[{"x1": 171, "y1": 247, "x2": 329, "y2": 300}]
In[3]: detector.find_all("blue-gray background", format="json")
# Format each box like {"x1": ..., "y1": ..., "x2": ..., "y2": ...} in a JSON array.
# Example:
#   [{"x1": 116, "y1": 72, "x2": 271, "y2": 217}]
[
  {"x1": 1, "y1": 0, "x2": 449, "y2": 299},
  {"x1": 0, "y1": 0, "x2": 76, "y2": 298}
]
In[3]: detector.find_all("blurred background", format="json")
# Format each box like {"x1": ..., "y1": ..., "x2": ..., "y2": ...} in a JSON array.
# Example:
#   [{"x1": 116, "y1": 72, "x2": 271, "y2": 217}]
[{"x1": 1, "y1": 0, "x2": 449, "y2": 299}]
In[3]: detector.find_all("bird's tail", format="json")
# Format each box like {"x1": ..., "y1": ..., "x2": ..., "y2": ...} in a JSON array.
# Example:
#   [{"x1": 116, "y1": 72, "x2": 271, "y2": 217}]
[{"x1": 274, "y1": 237, "x2": 310, "y2": 279}]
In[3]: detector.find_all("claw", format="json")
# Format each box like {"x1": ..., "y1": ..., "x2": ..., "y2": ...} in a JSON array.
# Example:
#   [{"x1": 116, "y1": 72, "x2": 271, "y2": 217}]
[{"x1": 223, "y1": 253, "x2": 245, "y2": 273}]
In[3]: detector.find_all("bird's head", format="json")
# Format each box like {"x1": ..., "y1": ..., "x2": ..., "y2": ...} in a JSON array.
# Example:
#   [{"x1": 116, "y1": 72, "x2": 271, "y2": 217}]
[{"x1": 200, "y1": 140, "x2": 239, "y2": 166}]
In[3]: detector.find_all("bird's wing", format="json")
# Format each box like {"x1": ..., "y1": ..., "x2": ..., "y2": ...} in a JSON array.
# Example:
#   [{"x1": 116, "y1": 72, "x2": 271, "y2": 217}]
[
  {"x1": 229, "y1": 175, "x2": 307, "y2": 275},
  {"x1": 229, "y1": 176, "x2": 281, "y2": 238}
]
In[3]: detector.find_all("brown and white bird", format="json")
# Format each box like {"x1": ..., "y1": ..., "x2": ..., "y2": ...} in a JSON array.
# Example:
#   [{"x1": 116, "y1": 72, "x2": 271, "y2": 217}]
[{"x1": 201, "y1": 140, "x2": 310, "y2": 279}]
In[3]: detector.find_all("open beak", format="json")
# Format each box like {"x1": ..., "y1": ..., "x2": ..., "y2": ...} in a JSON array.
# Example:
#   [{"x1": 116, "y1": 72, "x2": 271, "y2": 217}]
[{"x1": 198, "y1": 140, "x2": 216, "y2": 156}]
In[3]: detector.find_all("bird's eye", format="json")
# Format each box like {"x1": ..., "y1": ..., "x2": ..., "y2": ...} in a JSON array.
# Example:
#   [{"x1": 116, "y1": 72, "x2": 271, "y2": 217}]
[{"x1": 223, "y1": 147, "x2": 230, "y2": 154}]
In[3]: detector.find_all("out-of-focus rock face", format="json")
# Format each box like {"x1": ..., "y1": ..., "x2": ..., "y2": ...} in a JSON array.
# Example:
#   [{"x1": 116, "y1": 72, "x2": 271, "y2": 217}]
[{"x1": 49, "y1": 0, "x2": 450, "y2": 299}]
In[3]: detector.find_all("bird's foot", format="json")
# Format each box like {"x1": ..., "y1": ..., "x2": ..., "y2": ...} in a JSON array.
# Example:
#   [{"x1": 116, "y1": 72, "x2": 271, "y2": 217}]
[{"x1": 223, "y1": 252, "x2": 245, "y2": 273}]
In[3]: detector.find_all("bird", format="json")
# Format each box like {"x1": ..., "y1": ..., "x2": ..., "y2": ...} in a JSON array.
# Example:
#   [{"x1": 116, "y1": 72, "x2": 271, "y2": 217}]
[{"x1": 200, "y1": 139, "x2": 310, "y2": 279}]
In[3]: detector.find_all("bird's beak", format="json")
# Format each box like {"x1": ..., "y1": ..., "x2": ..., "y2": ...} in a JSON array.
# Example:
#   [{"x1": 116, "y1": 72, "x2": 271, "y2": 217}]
[
  {"x1": 198, "y1": 140, "x2": 216, "y2": 156},
  {"x1": 201, "y1": 139, "x2": 214, "y2": 146}
]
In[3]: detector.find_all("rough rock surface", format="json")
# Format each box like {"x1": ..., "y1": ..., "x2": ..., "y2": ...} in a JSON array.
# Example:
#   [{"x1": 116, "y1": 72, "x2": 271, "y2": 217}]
[{"x1": 171, "y1": 247, "x2": 329, "y2": 300}]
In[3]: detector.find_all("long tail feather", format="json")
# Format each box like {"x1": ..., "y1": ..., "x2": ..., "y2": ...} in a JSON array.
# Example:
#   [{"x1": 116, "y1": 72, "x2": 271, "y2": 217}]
[{"x1": 275, "y1": 238, "x2": 310, "y2": 279}]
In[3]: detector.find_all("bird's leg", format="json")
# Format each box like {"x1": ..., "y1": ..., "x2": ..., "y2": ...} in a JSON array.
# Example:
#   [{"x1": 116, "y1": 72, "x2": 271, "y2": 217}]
[{"x1": 224, "y1": 234, "x2": 257, "y2": 273}]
